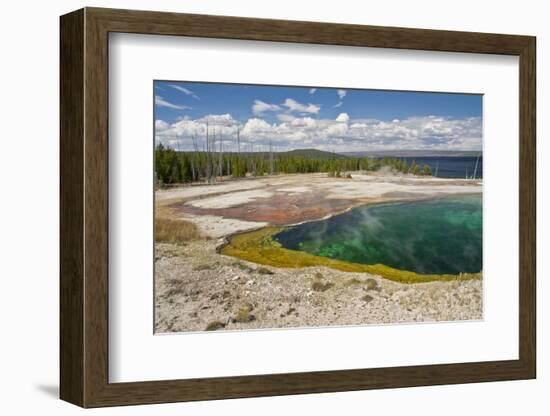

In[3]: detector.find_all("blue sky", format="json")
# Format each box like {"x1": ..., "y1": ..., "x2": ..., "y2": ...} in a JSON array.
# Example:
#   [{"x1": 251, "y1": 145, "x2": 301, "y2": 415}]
[{"x1": 154, "y1": 80, "x2": 482, "y2": 152}]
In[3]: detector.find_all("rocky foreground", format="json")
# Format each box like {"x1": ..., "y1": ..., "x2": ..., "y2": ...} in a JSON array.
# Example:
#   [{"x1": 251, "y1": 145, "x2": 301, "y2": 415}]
[{"x1": 155, "y1": 240, "x2": 482, "y2": 333}]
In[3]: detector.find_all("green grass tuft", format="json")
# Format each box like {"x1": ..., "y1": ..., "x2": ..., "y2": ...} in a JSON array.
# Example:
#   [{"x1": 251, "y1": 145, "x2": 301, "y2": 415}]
[
  {"x1": 205, "y1": 321, "x2": 226, "y2": 331},
  {"x1": 232, "y1": 306, "x2": 256, "y2": 323},
  {"x1": 311, "y1": 281, "x2": 334, "y2": 292},
  {"x1": 364, "y1": 278, "x2": 380, "y2": 291},
  {"x1": 156, "y1": 217, "x2": 201, "y2": 244},
  {"x1": 361, "y1": 294, "x2": 374, "y2": 303}
]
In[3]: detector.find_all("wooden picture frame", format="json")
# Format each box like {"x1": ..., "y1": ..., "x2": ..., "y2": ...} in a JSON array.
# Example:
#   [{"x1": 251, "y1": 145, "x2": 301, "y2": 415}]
[{"x1": 60, "y1": 7, "x2": 536, "y2": 408}]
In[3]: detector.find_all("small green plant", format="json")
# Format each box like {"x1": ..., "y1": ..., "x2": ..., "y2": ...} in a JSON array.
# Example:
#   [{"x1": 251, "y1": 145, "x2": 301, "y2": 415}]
[
  {"x1": 280, "y1": 307, "x2": 297, "y2": 318},
  {"x1": 232, "y1": 306, "x2": 256, "y2": 323},
  {"x1": 361, "y1": 294, "x2": 374, "y2": 303},
  {"x1": 205, "y1": 321, "x2": 226, "y2": 331},
  {"x1": 364, "y1": 278, "x2": 380, "y2": 291},
  {"x1": 345, "y1": 277, "x2": 362, "y2": 286},
  {"x1": 232, "y1": 261, "x2": 255, "y2": 273},
  {"x1": 312, "y1": 281, "x2": 334, "y2": 292},
  {"x1": 164, "y1": 287, "x2": 185, "y2": 298},
  {"x1": 194, "y1": 263, "x2": 216, "y2": 271}
]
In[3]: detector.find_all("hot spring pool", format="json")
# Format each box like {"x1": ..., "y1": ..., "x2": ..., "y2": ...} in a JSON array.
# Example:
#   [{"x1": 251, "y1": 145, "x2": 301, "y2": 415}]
[{"x1": 274, "y1": 194, "x2": 482, "y2": 275}]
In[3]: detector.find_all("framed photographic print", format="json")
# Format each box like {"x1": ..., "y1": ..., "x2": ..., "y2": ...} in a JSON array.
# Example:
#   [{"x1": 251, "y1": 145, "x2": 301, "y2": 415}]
[{"x1": 60, "y1": 7, "x2": 536, "y2": 408}]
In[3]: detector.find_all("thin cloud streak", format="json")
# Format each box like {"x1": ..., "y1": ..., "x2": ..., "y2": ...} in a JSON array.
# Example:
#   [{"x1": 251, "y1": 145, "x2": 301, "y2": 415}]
[
  {"x1": 155, "y1": 95, "x2": 192, "y2": 110},
  {"x1": 170, "y1": 85, "x2": 200, "y2": 99}
]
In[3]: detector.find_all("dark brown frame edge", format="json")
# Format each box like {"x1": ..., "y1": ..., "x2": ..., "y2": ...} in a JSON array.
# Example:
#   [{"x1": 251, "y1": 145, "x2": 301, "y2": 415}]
[{"x1": 60, "y1": 7, "x2": 536, "y2": 408}]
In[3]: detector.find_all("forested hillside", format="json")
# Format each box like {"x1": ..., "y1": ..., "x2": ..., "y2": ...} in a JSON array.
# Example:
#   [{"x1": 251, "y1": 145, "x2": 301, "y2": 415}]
[{"x1": 155, "y1": 144, "x2": 431, "y2": 185}]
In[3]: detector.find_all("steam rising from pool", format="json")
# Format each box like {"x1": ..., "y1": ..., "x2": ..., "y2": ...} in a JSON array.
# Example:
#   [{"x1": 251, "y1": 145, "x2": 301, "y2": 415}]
[{"x1": 274, "y1": 195, "x2": 482, "y2": 275}]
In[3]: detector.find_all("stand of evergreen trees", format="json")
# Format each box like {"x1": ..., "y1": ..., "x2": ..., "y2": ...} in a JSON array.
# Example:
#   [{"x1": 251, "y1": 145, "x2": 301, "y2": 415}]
[{"x1": 155, "y1": 144, "x2": 432, "y2": 185}]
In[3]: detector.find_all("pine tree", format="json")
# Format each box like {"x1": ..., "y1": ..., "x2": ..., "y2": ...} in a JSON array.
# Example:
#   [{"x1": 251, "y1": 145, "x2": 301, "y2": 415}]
[
  {"x1": 411, "y1": 160, "x2": 420, "y2": 175},
  {"x1": 423, "y1": 164, "x2": 432, "y2": 176}
]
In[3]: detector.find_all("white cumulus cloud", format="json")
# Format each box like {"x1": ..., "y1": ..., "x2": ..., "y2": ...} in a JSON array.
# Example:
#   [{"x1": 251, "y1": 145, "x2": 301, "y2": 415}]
[
  {"x1": 283, "y1": 98, "x2": 320, "y2": 114},
  {"x1": 155, "y1": 120, "x2": 170, "y2": 131},
  {"x1": 277, "y1": 113, "x2": 296, "y2": 122},
  {"x1": 335, "y1": 113, "x2": 350, "y2": 123},
  {"x1": 252, "y1": 100, "x2": 281, "y2": 116},
  {"x1": 155, "y1": 113, "x2": 482, "y2": 153}
]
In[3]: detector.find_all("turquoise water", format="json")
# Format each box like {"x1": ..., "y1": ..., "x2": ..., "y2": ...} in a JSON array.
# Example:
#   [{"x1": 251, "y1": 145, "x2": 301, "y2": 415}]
[{"x1": 275, "y1": 194, "x2": 482, "y2": 275}]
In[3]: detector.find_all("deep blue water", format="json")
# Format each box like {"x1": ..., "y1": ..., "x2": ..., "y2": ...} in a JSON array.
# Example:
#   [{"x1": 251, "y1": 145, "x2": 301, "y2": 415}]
[{"x1": 398, "y1": 156, "x2": 482, "y2": 179}]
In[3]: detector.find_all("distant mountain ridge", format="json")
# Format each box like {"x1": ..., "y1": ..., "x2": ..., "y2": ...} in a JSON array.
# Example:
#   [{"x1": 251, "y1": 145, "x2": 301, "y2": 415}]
[
  {"x1": 341, "y1": 150, "x2": 482, "y2": 158},
  {"x1": 183, "y1": 148, "x2": 348, "y2": 159},
  {"x1": 174, "y1": 147, "x2": 480, "y2": 159},
  {"x1": 280, "y1": 148, "x2": 348, "y2": 159}
]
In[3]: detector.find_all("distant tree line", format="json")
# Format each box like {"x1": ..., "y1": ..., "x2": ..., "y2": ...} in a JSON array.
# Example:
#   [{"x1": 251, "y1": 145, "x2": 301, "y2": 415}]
[{"x1": 155, "y1": 143, "x2": 432, "y2": 185}]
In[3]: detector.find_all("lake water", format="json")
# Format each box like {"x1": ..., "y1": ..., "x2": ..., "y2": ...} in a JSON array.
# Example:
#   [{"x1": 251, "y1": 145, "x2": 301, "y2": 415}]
[
  {"x1": 398, "y1": 156, "x2": 483, "y2": 179},
  {"x1": 275, "y1": 194, "x2": 482, "y2": 275}
]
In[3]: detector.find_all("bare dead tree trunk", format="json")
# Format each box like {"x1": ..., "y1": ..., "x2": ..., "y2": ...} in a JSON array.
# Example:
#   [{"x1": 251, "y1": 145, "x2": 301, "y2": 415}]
[
  {"x1": 218, "y1": 128, "x2": 223, "y2": 179},
  {"x1": 205, "y1": 120, "x2": 213, "y2": 184},
  {"x1": 269, "y1": 138, "x2": 274, "y2": 175},
  {"x1": 211, "y1": 123, "x2": 217, "y2": 183},
  {"x1": 473, "y1": 154, "x2": 480, "y2": 180},
  {"x1": 191, "y1": 133, "x2": 199, "y2": 181},
  {"x1": 250, "y1": 143, "x2": 256, "y2": 176},
  {"x1": 174, "y1": 133, "x2": 182, "y2": 183},
  {"x1": 226, "y1": 131, "x2": 231, "y2": 178}
]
